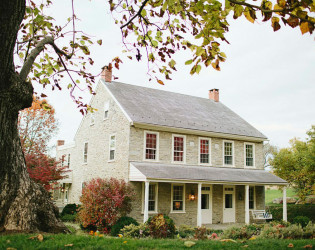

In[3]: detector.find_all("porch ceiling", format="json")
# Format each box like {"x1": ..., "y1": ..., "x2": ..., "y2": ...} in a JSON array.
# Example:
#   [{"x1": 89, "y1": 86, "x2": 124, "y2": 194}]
[{"x1": 129, "y1": 161, "x2": 287, "y2": 185}]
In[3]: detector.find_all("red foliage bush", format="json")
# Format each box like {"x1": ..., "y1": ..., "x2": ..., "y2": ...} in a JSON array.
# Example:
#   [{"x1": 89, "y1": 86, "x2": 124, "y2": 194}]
[{"x1": 78, "y1": 178, "x2": 135, "y2": 232}]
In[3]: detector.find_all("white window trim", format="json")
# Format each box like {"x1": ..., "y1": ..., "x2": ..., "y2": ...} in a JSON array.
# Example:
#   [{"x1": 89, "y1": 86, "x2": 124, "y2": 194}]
[
  {"x1": 67, "y1": 153, "x2": 71, "y2": 168},
  {"x1": 103, "y1": 101, "x2": 110, "y2": 120},
  {"x1": 223, "y1": 140, "x2": 235, "y2": 167},
  {"x1": 171, "y1": 134, "x2": 186, "y2": 164},
  {"x1": 171, "y1": 183, "x2": 186, "y2": 213},
  {"x1": 198, "y1": 137, "x2": 212, "y2": 166},
  {"x1": 141, "y1": 182, "x2": 158, "y2": 214},
  {"x1": 90, "y1": 113, "x2": 95, "y2": 126},
  {"x1": 249, "y1": 186, "x2": 256, "y2": 210},
  {"x1": 143, "y1": 131, "x2": 159, "y2": 162},
  {"x1": 244, "y1": 142, "x2": 255, "y2": 168},
  {"x1": 108, "y1": 134, "x2": 116, "y2": 162},
  {"x1": 83, "y1": 142, "x2": 88, "y2": 164}
]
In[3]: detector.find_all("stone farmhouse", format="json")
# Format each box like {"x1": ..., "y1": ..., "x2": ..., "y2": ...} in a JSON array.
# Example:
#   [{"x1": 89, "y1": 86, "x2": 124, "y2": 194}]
[{"x1": 55, "y1": 67, "x2": 288, "y2": 227}]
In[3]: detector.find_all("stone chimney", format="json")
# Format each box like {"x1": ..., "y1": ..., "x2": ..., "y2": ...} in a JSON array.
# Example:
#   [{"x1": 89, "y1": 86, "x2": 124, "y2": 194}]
[
  {"x1": 57, "y1": 140, "x2": 65, "y2": 146},
  {"x1": 209, "y1": 89, "x2": 219, "y2": 102},
  {"x1": 101, "y1": 65, "x2": 112, "y2": 83}
]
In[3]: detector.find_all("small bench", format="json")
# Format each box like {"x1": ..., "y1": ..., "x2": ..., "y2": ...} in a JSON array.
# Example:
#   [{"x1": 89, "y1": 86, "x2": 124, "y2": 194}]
[{"x1": 251, "y1": 210, "x2": 272, "y2": 220}]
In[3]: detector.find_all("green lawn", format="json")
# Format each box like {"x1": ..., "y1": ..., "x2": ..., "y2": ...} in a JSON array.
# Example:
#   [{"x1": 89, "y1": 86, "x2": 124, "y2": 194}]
[
  {"x1": 0, "y1": 234, "x2": 314, "y2": 250},
  {"x1": 265, "y1": 188, "x2": 298, "y2": 204}
]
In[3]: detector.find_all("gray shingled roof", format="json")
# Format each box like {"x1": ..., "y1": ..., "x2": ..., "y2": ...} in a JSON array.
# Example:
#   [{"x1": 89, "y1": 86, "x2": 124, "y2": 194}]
[
  {"x1": 130, "y1": 162, "x2": 287, "y2": 185},
  {"x1": 103, "y1": 80, "x2": 267, "y2": 139}
]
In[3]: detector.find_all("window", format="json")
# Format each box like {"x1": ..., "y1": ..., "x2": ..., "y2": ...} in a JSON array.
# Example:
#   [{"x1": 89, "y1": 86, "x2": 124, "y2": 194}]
[
  {"x1": 61, "y1": 154, "x2": 66, "y2": 167},
  {"x1": 172, "y1": 184, "x2": 185, "y2": 212},
  {"x1": 67, "y1": 154, "x2": 71, "y2": 168},
  {"x1": 245, "y1": 143, "x2": 254, "y2": 167},
  {"x1": 83, "y1": 142, "x2": 88, "y2": 163},
  {"x1": 173, "y1": 135, "x2": 185, "y2": 162},
  {"x1": 249, "y1": 186, "x2": 255, "y2": 209},
  {"x1": 109, "y1": 135, "x2": 116, "y2": 161},
  {"x1": 225, "y1": 194, "x2": 233, "y2": 208},
  {"x1": 145, "y1": 132, "x2": 158, "y2": 160},
  {"x1": 143, "y1": 183, "x2": 158, "y2": 212},
  {"x1": 104, "y1": 101, "x2": 109, "y2": 119},
  {"x1": 90, "y1": 113, "x2": 95, "y2": 125},
  {"x1": 199, "y1": 138, "x2": 210, "y2": 164},
  {"x1": 224, "y1": 141, "x2": 233, "y2": 166}
]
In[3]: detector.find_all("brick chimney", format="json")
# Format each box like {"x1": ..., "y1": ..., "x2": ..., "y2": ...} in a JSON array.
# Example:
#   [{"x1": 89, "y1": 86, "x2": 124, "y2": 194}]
[
  {"x1": 209, "y1": 89, "x2": 219, "y2": 102},
  {"x1": 101, "y1": 65, "x2": 112, "y2": 83},
  {"x1": 57, "y1": 140, "x2": 65, "y2": 146}
]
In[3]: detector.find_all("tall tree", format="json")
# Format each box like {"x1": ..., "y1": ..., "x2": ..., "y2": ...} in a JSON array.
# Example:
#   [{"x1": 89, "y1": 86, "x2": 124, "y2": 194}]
[
  {"x1": 270, "y1": 126, "x2": 315, "y2": 201},
  {"x1": 0, "y1": 0, "x2": 314, "y2": 232}
]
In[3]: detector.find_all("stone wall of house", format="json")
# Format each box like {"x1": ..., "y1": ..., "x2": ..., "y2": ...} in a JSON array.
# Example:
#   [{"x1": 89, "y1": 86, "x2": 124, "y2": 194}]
[
  {"x1": 56, "y1": 81, "x2": 131, "y2": 204},
  {"x1": 129, "y1": 127, "x2": 264, "y2": 169}
]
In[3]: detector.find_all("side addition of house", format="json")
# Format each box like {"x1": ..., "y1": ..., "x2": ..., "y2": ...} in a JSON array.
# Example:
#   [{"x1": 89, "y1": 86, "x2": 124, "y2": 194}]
[{"x1": 55, "y1": 67, "x2": 288, "y2": 226}]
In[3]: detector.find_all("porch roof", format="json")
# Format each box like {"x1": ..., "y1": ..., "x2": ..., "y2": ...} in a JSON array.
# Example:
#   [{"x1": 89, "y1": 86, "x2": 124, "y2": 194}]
[{"x1": 129, "y1": 162, "x2": 287, "y2": 185}]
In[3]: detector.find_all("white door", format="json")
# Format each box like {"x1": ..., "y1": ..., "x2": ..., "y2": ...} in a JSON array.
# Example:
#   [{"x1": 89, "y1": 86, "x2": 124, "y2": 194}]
[
  {"x1": 201, "y1": 185, "x2": 212, "y2": 224},
  {"x1": 223, "y1": 186, "x2": 235, "y2": 223}
]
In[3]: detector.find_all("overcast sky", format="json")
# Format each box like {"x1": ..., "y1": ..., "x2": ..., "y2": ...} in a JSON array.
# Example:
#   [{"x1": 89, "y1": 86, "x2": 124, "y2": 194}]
[{"x1": 36, "y1": 0, "x2": 315, "y2": 152}]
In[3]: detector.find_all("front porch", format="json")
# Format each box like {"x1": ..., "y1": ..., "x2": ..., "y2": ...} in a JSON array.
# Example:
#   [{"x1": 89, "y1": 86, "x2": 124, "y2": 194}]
[{"x1": 129, "y1": 162, "x2": 288, "y2": 227}]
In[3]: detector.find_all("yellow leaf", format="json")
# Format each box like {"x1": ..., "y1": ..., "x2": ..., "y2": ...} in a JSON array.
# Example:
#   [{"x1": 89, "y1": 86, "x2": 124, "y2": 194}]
[
  {"x1": 123, "y1": 241, "x2": 127, "y2": 244},
  {"x1": 157, "y1": 79, "x2": 164, "y2": 85},
  {"x1": 221, "y1": 239, "x2": 237, "y2": 243},
  {"x1": 184, "y1": 241, "x2": 196, "y2": 247},
  {"x1": 278, "y1": 0, "x2": 286, "y2": 8},
  {"x1": 300, "y1": 22, "x2": 309, "y2": 35},
  {"x1": 249, "y1": 236, "x2": 256, "y2": 240},
  {"x1": 37, "y1": 234, "x2": 44, "y2": 242},
  {"x1": 65, "y1": 244, "x2": 74, "y2": 247},
  {"x1": 118, "y1": 234, "x2": 123, "y2": 238},
  {"x1": 273, "y1": 4, "x2": 283, "y2": 14},
  {"x1": 244, "y1": 7, "x2": 255, "y2": 23}
]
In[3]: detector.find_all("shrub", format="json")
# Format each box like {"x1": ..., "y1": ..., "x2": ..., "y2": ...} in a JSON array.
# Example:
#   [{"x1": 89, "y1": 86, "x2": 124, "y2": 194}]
[
  {"x1": 266, "y1": 204, "x2": 315, "y2": 222},
  {"x1": 194, "y1": 226, "x2": 207, "y2": 240},
  {"x1": 121, "y1": 223, "x2": 150, "y2": 238},
  {"x1": 61, "y1": 203, "x2": 80, "y2": 216},
  {"x1": 221, "y1": 224, "x2": 262, "y2": 240},
  {"x1": 260, "y1": 223, "x2": 304, "y2": 239},
  {"x1": 78, "y1": 178, "x2": 135, "y2": 232},
  {"x1": 304, "y1": 222, "x2": 315, "y2": 239},
  {"x1": 177, "y1": 225, "x2": 195, "y2": 239},
  {"x1": 111, "y1": 216, "x2": 139, "y2": 236},
  {"x1": 293, "y1": 216, "x2": 311, "y2": 227},
  {"x1": 61, "y1": 214, "x2": 77, "y2": 222},
  {"x1": 147, "y1": 214, "x2": 176, "y2": 238}
]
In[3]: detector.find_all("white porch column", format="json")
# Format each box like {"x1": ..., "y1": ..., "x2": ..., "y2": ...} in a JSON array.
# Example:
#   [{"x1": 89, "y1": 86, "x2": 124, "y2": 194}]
[
  {"x1": 283, "y1": 186, "x2": 287, "y2": 222},
  {"x1": 144, "y1": 181, "x2": 150, "y2": 223},
  {"x1": 245, "y1": 185, "x2": 250, "y2": 224},
  {"x1": 197, "y1": 183, "x2": 202, "y2": 227}
]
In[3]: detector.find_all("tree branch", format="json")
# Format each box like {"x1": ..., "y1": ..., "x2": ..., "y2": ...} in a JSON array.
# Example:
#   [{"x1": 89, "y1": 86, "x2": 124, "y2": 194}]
[
  {"x1": 120, "y1": 0, "x2": 149, "y2": 29},
  {"x1": 20, "y1": 36, "x2": 72, "y2": 82}
]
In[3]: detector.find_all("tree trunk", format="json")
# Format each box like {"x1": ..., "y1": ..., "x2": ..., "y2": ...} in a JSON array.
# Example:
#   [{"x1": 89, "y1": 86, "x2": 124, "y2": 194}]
[{"x1": 0, "y1": 0, "x2": 68, "y2": 233}]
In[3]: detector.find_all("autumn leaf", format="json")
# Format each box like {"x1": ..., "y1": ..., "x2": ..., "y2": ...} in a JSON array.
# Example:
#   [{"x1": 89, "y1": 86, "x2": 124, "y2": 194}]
[
  {"x1": 97, "y1": 39, "x2": 102, "y2": 45},
  {"x1": 37, "y1": 234, "x2": 44, "y2": 242},
  {"x1": 287, "y1": 17, "x2": 299, "y2": 28},
  {"x1": 303, "y1": 245, "x2": 313, "y2": 248},
  {"x1": 65, "y1": 244, "x2": 74, "y2": 247},
  {"x1": 157, "y1": 79, "x2": 164, "y2": 85},
  {"x1": 288, "y1": 243, "x2": 294, "y2": 248},
  {"x1": 300, "y1": 22, "x2": 309, "y2": 34},
  {"x1": 244, "y1": 7, "x2": 255, "y2": 23},
  {"x1": 272, "y1": 17, "x2": 281, "y2": 31}
]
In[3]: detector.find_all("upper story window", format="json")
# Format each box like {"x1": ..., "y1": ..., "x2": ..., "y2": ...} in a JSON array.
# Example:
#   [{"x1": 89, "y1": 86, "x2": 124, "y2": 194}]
[
  {"x1": 67, "y1": 154, "x2": 71, "y2": 168},
  {"x1": 61, "y1": 154, "x2": 66, "y2": 167},
  {"x1": 199, "y1": 138, "x2": 211, "y2": 164},
  {"x1": 172, "y1": 184, "x2": 185, "y2": 212},
  {"x1": 90, "y1": 113, "x2": 95, "y2": 126},
  {"x1": 224, "y1": 141, "x2": 234, "y2": 166},
  {"x1": 109, "y1": 135, "x2": 116, "y2": 161},
  {"x1": 245, "y1": 143, "x2": 255, "y2": 167},
  {"x1": 144, "y1": 131, "x2": 159, "y2": 160},
  {"x1": 249, "y1": 186, "x2": 255, "y2": 209},
  {"x1": 83, "y1": 142, "x2": 88, "y2": 163},
  {"x1": 172, "y1": 135, "x2": 185, "y2": 162},
  {"x1": 104, "y1": 101, "x2": 109, "y2": 119}
]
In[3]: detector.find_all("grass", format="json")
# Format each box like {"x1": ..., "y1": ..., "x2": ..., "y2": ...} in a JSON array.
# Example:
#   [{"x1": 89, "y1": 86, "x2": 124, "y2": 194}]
[
  {"x1": 0, "y1": 234, "x2": 314, "y2": 250},
  {"x1": 265, "y1": 188, "x2": 298, "y2": 204}
]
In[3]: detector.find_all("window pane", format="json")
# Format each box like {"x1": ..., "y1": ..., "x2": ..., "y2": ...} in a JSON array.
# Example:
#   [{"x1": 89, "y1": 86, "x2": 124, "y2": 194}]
[
  {"x1": 201, "y1": 194, "x2": 209, "y2": 209},
  {"x1": 110, "y1": 150, "x2": 115, "y2": 160},
  {"x1": 246, "y1": 144, "x2": 254, "y2": 166},
  {"x1": 173, "y1": 137, "x2": 184, "y2": 162},
  {"x1": 224, "y1": 142, "x2": 233, "y2": 165},
  {"x1": 146, "y1": 133, "x2": 157, "y2": 160},
  {"x1": 173, "y1": 185, "x2": 184, "y2": 211},
  {"x1": 225, "y1": 156, "x2": 232, "y2": 165},
  {"x1": 225, "y1": 194, "x2": 233, "y2": 208},
  {"x1": 249, "y1": 186, "x2": 254, "y2": 209}
]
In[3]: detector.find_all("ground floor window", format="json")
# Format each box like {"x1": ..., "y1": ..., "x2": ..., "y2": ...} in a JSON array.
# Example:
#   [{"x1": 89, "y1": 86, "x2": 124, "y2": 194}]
[
  {"x1": 172, "y1": 184, "x2": 185, "y2": 211},
  {"x1": 249, "y1": 186, "x2": 255, "y2": 209},
  {"x1": 143, "y1": 183, "x2": 158, "y2": 212}
]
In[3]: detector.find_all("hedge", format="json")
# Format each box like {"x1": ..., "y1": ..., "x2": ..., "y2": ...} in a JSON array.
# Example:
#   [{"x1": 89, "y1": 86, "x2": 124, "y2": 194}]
[{"x1": 266, "y1": 204, "x2": 315, "y2": 222}]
